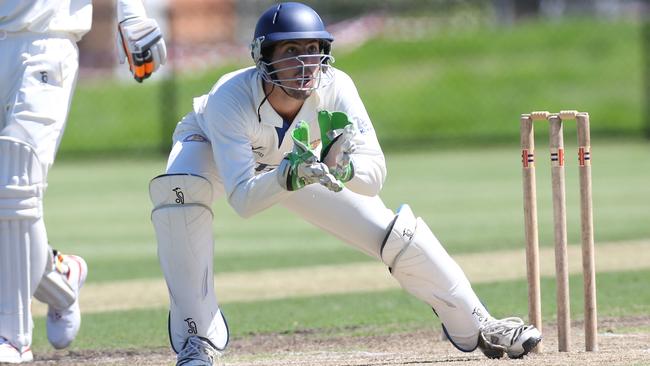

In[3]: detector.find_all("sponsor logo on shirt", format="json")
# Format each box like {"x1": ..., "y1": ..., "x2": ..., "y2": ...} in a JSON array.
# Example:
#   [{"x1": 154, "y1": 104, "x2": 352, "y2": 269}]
[
  {"x1": 355, "y1": 117, "x2": 372, "y2": 134},
  {"x1": 252, "y1": 146, "x2": 265, "y2": 158},
  {"x1": 183, "y1": 134, "x2": 209, "y2": 143},
  {"x1": 254, "y1": 163, "x2": 278, "y2": 174}
]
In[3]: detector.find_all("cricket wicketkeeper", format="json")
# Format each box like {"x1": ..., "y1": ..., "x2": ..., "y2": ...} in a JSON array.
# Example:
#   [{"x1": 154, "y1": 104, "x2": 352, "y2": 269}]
[{"x1": 149, "y1": 2, "x2": 542, "y2": 365}]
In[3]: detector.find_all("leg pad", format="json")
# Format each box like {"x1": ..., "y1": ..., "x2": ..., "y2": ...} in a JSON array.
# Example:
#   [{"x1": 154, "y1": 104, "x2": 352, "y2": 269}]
[
  {"x1": 0, "y1": 137, "x2": 48, "y2": 349},
  {"x1": 150, "y1": 174, "x2": 229, "y2": 352},
  {"x1": 380, "y1": 204, "x2": 487, "y2": 351}
]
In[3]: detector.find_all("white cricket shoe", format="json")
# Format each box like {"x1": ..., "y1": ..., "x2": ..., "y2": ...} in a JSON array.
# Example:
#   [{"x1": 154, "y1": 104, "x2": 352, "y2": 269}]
[
  {"x1": 46, "y1": 253, "x2": 88, "y2": 349},
  {"x1": 0, "y1": 337, "x2": 33, "y2": 364},
  {"x1": 176, "y1": 336, "x2": 223, "y2": 366},
  {"x1": 478, "y1": 317, "x2": 542, "y2": 359}
]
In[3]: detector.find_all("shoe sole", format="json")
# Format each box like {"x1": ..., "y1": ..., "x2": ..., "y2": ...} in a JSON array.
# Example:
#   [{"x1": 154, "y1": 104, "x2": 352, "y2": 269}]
[
  {"x1": 0, "y1": 351, "x2": 33, "y2": 363},
  {"x1": 508, "y1": 336, "x2": 542, "y2": 359}
]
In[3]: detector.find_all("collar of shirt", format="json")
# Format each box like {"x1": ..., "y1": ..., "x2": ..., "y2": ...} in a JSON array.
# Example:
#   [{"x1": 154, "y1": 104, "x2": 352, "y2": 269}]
[{"x1": 251, "y1": 73, "x2": 321, "y2": 128}]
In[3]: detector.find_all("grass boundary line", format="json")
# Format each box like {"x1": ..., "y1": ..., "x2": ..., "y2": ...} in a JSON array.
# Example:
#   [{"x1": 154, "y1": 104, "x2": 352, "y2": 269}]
[{"x1": 32, "y1": 239, "x2": 650, "y2": 316}]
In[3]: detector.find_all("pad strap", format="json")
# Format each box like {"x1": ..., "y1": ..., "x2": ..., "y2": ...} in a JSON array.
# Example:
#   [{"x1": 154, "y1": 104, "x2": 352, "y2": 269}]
[
  {"x1": 150, "y1": 173, "x2": 214, "y2": 212},
  {"x1": 0, "y1": 137, "x2": 44, "y2": 219},
  {"x1": 380, "y1": 204, "x2": 417, "y2": 270}
]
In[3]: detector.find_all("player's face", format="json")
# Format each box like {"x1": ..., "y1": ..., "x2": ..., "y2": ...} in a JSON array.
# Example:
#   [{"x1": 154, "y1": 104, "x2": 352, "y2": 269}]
[{"x1": 270, "y1": 39, "x2": 322, "y2": 100}]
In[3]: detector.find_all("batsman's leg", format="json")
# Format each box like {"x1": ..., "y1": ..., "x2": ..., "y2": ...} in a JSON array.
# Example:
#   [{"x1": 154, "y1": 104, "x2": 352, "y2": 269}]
[
  {"x1": 34, "y1": 247, "x2": 88, "y2": 349},
  {"x1": 0, "y1": 32, "x2": 81, "y2": 361},
  {"x1": 0, "y1": 137, "x2": 48, "y2": 363},
  {"x1": 150, "y1": 134, "x2": 228, "y2": 365}
]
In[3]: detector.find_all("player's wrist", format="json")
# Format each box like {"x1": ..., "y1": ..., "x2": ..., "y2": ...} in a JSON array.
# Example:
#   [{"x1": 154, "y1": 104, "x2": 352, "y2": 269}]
[
  {"x1": 333, "y1": 160, "x2": 354, "y2": 183},
  {"x1": 116, "y1": 0, "x2": 148, "y2": 22}
]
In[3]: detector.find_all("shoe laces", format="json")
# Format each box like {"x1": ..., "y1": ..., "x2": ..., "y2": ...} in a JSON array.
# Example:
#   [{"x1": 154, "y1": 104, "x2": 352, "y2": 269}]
[
  {"x1": 480, "y1": 317, "x2": 525, "y2": 344},
  {"x1": 177, "y1": 337, "x2": 220, "y2": 365}
]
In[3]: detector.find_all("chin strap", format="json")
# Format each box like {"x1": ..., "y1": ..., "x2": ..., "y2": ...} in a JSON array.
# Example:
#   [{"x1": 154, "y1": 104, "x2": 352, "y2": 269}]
[{"x1": 257, "y1": 83, "x2": 275, "y2": 123}]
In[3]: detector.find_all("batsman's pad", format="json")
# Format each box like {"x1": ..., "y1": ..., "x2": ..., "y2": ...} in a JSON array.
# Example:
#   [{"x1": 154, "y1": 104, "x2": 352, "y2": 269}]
[
  {"x1": 33, "y1": 248, "x2": 76, "y2": 309},
  {"x1": 0, "y1": 136, "x2": 49, "y2": 348},
  {"x1": 381, "y1": 204, "x2": 485, "y2": 351},
  {"x1": 0, "y1": 137, "x2": 44, "y2": 219},
  {"x1": 150, "y1": 174, "x2": 229, "y2": 352}
]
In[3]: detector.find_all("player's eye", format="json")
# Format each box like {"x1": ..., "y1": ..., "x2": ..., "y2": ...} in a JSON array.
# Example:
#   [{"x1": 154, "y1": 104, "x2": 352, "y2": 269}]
[{"x1": 307, "y1": 45, "x2": 319, "y2": 54}]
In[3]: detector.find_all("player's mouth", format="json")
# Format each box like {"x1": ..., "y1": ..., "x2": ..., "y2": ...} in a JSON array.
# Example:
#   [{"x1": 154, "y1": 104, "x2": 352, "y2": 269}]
[
  {"x1": 300, "y1": 78, "x2": 315, "y2": 88},
  {"x1": 293, "y1": 72, "x2": 317, "y2": 88}
]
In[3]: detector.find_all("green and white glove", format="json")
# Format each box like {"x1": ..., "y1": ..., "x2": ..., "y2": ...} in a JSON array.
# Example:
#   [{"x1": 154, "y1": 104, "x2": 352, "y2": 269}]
[
  {"x1": 278, "y1": 121, "x2": 343, "y2": 192},
  {"x1": 318, "y1": 110, "x2": 357, "y2": 182}
]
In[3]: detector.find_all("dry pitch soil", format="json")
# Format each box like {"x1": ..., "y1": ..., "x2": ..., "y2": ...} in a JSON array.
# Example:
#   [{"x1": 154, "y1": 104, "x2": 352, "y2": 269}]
[{"x1": 32, "y1": 316, "x2": 650, "y2": 365}]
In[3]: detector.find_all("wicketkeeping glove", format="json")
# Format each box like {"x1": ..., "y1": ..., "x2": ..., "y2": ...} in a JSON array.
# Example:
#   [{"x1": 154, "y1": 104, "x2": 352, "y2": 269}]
[
  {"x1": 117, "y1": 17, "x2": 167, "y2": 82},
  {"x1": 318, "y1": 110, "x2": 357, "y2": 182},
  {"x1": 278, "y1": 121, "x2": 343, "y2": 192}
]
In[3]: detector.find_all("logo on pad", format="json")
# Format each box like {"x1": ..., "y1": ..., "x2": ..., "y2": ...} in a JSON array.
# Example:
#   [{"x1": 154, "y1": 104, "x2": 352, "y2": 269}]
[{"x1": 173, "y1": 187, "x2": 184, "y2": 204}]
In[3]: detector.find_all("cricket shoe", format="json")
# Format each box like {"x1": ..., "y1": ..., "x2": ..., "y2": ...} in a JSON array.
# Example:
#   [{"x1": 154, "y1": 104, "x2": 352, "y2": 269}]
[
  {"x1": 478, "y1": 317, "x2": 541, "y2": 359},
  {"x1": 176, "y1": 336, "x2": 223, "y2": 366},
  {"x1": 46, "y1": 252, "x2": 88, "y2": 349},
  {"x1": 0, "y1": 337, "x2": 33, "y2": 364}
]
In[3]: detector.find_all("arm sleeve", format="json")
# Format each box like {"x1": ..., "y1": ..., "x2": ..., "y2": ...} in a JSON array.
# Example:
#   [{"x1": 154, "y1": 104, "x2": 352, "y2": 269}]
[
  {"x1": 333, "y1": 72, "x2": 387, "y2": 196},
  {"x1": 198, "y1": 96, "x2": 291, "y2": 218},
  {"x1": 116, "y1": 0, "x2": 148, "y2": 21}
]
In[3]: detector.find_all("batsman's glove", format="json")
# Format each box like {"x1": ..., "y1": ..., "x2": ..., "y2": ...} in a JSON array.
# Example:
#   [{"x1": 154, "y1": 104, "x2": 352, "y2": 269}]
[
  {"x1": 278, "y1": 121, "x2": 343, "y2": 192},
  {"x1": 117, "y1": 17, "x2": 167, "y2": 82},
  {"x1": 318, "y1": 110, "x2": 358, "y2": 183}
]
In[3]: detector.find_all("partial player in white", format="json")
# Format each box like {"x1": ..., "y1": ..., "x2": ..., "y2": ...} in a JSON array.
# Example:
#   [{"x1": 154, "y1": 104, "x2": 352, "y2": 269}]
[
  {"x1": 0, "y1": 0, "x2": 166, "y2": 363},
  {"x1": 149, "y1": 3, "x2": 541, "y2": 366}
]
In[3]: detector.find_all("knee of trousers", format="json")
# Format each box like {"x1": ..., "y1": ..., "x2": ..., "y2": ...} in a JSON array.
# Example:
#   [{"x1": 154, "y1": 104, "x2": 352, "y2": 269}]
[
  {"x1": 380, "y1": 204, "x2": 482, "y2": 351},
  {"x1": 150, "y1": 174, "x2": 229, "y2": 351},
  {"x1": 0, "y1": 136, "x2": 44, "y2": 220}
]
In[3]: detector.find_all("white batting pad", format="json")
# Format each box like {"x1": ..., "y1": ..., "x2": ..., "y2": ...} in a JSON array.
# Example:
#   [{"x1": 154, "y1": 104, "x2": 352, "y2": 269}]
[
  {"x1": 381, "y1": 204, "x2": 489, "y2": 352},
  {"x1": 150, "y1": 174, "x2": 229, "y2": 352},
  {"x1": 0, "y1": 137, "x2": 48, "y2": 349}
]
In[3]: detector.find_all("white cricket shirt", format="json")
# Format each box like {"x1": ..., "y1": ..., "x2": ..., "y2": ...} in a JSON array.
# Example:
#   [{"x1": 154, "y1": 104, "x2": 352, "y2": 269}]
[
  {"x1": 0, "y1": 0, "x2": 147, "y2": 39},
  {"x1": 0, "y1": 1, "x2": 92, "y2": 39},
  {"x1": 177, "y1": 66, "x2": 387, "y2": 217}
]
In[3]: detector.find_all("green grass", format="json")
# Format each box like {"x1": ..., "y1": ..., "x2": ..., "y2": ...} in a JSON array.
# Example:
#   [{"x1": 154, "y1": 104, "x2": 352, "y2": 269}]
[
  {"x1": 337, "y1": 18, "x2": 643, "y2": 148},
  {"x1": 32, "y1": 269, "x2": 650, "y2": 350},
  {"x1": 63, "y1": 65, "x2": 234, "y2": 155},
  {"x1": 44, "y1": 141, "x2": 650, "y2": 283},
  {"x1": 59, "y1": 18, "x2": 645, "y2": 155}
]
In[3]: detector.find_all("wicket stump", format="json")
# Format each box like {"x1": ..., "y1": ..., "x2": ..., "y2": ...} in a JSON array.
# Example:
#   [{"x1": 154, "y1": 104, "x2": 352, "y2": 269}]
[{"x1": 520, "y1": 110, "x2": 597, "y2": 353}]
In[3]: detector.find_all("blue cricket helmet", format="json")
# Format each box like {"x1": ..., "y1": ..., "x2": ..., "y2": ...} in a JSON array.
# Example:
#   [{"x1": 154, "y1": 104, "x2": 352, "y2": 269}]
[{"x1": 251, "y1": 2, "x2": 334, "y2": 63}]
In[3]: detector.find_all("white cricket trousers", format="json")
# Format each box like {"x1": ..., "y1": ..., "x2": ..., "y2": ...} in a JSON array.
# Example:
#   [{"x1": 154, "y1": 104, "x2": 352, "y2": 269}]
[
  {"x1": 0, "y1": 31, "x2": 79, "y2": 172},
  {"x1": 0, "y1": 30, "x2": 79, "y2": 349},
  {"x1": 159, "y1": 133, "x2": 489, "y2": 352}
]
